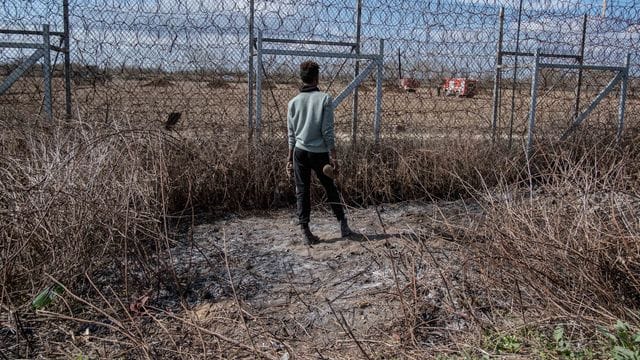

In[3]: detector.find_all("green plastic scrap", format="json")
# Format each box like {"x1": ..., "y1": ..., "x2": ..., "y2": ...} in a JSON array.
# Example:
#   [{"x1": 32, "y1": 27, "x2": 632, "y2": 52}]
[{"x1": 32, "y1": 284, "x2": 64, "y2": 310}]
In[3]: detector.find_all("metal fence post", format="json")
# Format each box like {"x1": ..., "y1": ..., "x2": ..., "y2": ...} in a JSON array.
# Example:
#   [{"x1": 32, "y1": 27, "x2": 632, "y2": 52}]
[
  {"x1": 63, "y1": 0, "x2": 72, "y2": 119},
  {"x1": 248, "y1": 0, "x2": 255, "y2": 139},
  {"x1": 374, "y1": 39, "x2": 384, "y2": 145},
  {"x1": 526, "y1": 49, "x2": 541, "y2": 160},
  {"x1": 42, "y1": 24, "x2": 52, "y2": 121},
  {"x1": 352, "y1": 0, "x2": 362, "y2": 147},
  {"x1": 573, "y1": 14, "x2": 587, "y2": 124},
  {"x1": 617, "y1": 53, "x2": 631, "y2": 143},
  {"x1": 508, "y1": 0, "x2": 525, "y2": 149},
  {"x1": 491, "y1": 7, "x2": 504, "y2": 142},
  {"x1": 256, "y1": 29, "x2": 263, "y2": 140}
]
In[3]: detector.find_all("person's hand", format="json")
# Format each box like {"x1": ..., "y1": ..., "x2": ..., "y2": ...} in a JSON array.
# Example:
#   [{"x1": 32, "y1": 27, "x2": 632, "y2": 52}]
[{"x1": 286, "y1": 160, "x2": 293, "y2": 178}]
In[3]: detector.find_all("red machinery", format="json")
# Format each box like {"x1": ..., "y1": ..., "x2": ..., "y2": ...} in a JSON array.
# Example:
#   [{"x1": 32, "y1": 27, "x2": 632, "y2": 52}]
[{"x1": 442, "y1": 78, "x2": 477, "y2": 97}]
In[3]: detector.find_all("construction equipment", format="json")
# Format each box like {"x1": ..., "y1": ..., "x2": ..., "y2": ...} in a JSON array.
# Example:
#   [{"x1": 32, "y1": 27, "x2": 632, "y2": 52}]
[{"x1": 442, "y1": 77, "x2": 478, "y2": 97}]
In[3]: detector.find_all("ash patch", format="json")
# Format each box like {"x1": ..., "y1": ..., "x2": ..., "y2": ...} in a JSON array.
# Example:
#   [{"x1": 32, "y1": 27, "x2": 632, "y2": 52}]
[{"x1": 163, "y1": 200, "x2": 482, "y2": 352}]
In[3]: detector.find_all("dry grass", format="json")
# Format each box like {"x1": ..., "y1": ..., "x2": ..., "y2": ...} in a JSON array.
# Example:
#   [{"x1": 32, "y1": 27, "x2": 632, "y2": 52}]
[
  {"x1": 2, "y1": 81, "x2": 640, "y2": 357},
  {"x1": 142, "y1": 77, "x2": 175, "y2": 87},
  {"x1": 206, "y1": 77, "x2": 230, "y2": 89},
  {"x1": 8, "y1": 76, "x2": 638, "y2": 137},
  {"x1": 353, "y1": 135, "x2": 640, "y2": 357},
  {"x1": 465, "y1": 137, "x2": 640, "y2": 321},
  {"x1": 1, "y1": 119, "x2": 169, "y2": 304}
]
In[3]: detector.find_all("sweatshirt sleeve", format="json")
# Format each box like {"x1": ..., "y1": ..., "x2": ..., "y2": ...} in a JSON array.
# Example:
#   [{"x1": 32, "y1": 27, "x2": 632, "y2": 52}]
[
  {"x1": 287, "y1": 100, "x2": 296, "y2": 149},
  {"x1": 321, "y1": 95, "x2": 336, "y2": 150}
]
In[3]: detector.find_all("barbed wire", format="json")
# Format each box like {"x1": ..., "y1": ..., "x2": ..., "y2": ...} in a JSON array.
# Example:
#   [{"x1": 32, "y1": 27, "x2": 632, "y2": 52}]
[{"x1": 0, "y1": 0, "x2": 638, "y2": 143}]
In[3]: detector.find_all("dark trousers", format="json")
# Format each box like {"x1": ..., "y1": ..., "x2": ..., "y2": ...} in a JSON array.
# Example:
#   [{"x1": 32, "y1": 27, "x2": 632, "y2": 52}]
[{"x1": 294, "y1": 148, "x2": 345, "y2": 225}]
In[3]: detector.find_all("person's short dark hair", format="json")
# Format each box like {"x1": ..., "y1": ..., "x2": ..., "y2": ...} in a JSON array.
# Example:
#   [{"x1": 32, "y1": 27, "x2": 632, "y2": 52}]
[{"x1": 300, "y1": 61, "x2": 319, "y2": 83}]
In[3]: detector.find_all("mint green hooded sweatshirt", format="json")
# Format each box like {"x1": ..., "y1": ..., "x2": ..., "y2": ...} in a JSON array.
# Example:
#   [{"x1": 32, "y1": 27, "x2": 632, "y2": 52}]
[{"x1": 287, "y1": 90, "x2": 335, "y2": 153}]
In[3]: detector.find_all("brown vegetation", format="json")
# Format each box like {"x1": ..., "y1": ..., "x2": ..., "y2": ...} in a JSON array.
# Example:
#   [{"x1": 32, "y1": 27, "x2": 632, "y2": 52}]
[
  {"x1": 2, "y1": 79, "x2": 640, "y2": 357},
  {"x1": 206, "y1": 77, "x2": 230, "y2": 89},
  {"x1": 142, "y1": 77, "x2": 175, "y2": 87}
]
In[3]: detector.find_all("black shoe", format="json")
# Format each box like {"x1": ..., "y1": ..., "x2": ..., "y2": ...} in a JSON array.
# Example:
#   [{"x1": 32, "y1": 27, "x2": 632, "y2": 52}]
[
  {"x1": 301, "y1": 225, "x2": 320, "y2": 245},
  {"x1": 340, "y1": 218, "x2": 354, "y2": 237}
]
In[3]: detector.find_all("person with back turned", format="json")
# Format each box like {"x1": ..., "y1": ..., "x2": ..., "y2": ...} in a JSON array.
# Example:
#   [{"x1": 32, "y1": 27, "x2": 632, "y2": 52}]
[{"x1": 286, "y1": 60, "x2": 354, "y2": 245}]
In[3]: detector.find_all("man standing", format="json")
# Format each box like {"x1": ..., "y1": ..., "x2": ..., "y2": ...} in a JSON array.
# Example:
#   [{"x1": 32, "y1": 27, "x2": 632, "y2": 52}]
[{"x1": 287, "y1": 60, "x2": 353, "y2": 245}]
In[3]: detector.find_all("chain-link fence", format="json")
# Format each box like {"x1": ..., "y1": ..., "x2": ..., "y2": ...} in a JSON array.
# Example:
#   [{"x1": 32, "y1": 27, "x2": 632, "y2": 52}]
[{"x1": 1, "y1": 0, "x2": 638, "y2": 146}]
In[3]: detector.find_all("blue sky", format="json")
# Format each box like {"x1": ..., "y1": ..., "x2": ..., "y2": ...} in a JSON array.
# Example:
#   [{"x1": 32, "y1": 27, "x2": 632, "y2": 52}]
[{"x1": 1, "y1": 0, "x2": 638, "y2": 77}]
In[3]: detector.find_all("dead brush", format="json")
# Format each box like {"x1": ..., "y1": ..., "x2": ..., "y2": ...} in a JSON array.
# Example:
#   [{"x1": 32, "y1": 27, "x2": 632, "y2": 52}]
[
  {"x1": 0, "y1": 118, "x2": 180, "y2": 311},
  {"x1": 361, "y1": 132, "x2": 640, "y2": 355},
  {"x1": 8, "y1": 103, "x2": 640, "y2": 357},
  {"x1": 339, "y1": 138, "x2": 514, "y2": 206},
  {"x1": 0, "y1": 117, "x2": 274, "y2": 358},
  {"x1": 456, "y1": 135, "x2": 640, "y2": 337},
  {"x1": 161, "y1": 135, "x2": 513, "y2": 213}
]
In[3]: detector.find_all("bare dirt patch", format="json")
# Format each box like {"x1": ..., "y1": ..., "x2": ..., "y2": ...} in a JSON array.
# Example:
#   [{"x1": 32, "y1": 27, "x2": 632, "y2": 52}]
[{"x1": 153, "y1": 200, "x2": 481, "y2": 358}]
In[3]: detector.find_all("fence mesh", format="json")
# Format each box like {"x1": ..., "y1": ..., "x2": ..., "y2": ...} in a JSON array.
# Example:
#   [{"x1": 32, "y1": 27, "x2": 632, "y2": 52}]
[{"x1": 1, "y1": 0, "x2": 639, "y2": 145}]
